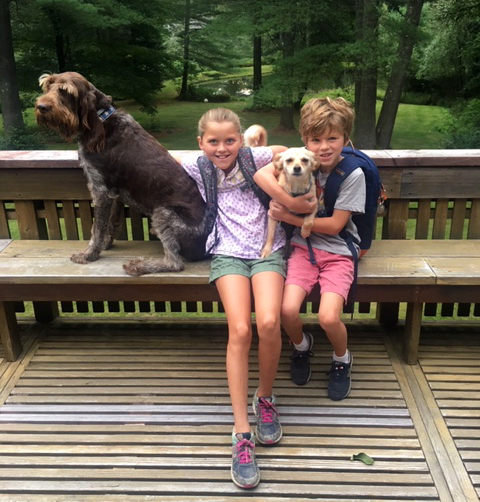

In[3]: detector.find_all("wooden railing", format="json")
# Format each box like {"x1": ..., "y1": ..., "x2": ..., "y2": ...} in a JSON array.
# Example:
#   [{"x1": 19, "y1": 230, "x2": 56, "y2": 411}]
[{"x1": 1, "y1": 149, "x2": 480, "y2": 322}]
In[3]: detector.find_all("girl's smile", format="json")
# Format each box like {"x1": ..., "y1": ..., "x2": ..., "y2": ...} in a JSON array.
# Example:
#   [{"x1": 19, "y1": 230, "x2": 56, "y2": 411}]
[{"x1": 198, "y1": 121, "x2": 243, "y2": 175}]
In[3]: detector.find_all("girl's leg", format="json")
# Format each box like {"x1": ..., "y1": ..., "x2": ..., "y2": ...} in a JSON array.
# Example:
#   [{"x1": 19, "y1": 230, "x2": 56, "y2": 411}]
[
  {"x1": 318, "y1": 292, "x2": 347, "y2": 356},
  {"x1": 251, "y1": 271, "x2": 285, "y2": 397},
  {"x1": 215, "y1": 274, "x2": 253, "y2": 434},
  {"x1": 281, "y1": 284, "x2": 308, "y2": 345}
]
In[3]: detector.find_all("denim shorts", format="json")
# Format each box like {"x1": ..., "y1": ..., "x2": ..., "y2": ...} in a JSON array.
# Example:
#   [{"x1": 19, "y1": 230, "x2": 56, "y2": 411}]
[{"x1": 210, "y1": 248, "x2": 286, "y2": 283}]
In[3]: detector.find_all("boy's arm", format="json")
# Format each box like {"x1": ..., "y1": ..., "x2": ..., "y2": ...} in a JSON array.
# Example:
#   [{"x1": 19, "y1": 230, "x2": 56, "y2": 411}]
[
  {"x1": 269, "y1": 201, "x2": 351, "y2": 235},
  {"x1": 254, "y1": 162, "x2": 317, "y2": 214}
]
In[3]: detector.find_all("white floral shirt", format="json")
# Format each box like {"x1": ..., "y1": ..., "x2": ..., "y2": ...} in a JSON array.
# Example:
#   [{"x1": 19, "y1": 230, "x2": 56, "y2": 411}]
[{"x1": 182, "y1": 147, "x2": 286, "y2": 259}]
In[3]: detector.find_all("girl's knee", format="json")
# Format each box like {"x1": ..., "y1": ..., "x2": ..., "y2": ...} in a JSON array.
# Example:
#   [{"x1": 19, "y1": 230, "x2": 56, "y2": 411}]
[
  {"x1": 256, "y1": 315, "x2": 279, "y2": 336},
  {"x1": 228, "y1": 322, "x2": 252, "y2": 348}
]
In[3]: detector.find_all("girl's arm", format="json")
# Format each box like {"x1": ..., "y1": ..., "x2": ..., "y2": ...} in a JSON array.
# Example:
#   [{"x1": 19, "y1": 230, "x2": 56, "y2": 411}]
[
  {"x1": 254, "y1": 162, "x2": 317, "y2": 214},
  {"x1": 269, "y1": 145, "x2": 288, "y2": 156},
  {"x1": 269, "y1": 201, "x2": 351, "y2": 235}
]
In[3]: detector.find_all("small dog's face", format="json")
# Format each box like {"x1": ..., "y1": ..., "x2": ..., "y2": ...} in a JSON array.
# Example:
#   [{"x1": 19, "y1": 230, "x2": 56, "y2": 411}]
[{"x1": 273, "y1": 147, "x2": 320, "y2": 179}]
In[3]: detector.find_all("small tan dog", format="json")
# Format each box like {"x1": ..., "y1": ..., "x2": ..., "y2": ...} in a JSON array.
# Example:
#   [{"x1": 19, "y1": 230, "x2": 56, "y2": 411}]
[{"x1": 261, "y1": 147, "x2": 320, "y2": 258}]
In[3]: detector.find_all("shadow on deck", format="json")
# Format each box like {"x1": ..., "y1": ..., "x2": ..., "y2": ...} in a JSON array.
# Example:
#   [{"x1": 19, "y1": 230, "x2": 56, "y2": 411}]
[{"x1": 0, "y1": 320, "x2": 479, "y2": 502}]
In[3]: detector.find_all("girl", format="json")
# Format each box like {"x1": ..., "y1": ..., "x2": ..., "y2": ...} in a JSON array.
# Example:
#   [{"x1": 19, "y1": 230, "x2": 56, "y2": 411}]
[{"x1": 179, "y1": 108, "x2": 313, "y2": 489}]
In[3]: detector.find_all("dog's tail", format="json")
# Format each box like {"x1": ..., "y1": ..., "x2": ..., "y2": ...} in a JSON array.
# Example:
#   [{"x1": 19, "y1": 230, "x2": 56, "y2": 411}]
[{"x1": 244, "y1": 124, "x2": 268, "y2": 147}]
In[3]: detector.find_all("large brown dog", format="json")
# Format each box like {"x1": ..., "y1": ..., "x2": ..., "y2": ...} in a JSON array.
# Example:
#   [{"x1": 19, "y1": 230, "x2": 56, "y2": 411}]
[{"x1": 35, "y1": 72, "x2": 207, "y2": 275}]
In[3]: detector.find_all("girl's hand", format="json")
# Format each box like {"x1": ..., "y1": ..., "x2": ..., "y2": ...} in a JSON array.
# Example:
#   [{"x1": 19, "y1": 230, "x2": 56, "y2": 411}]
[{"x1": 288, "y1": 193, "x2": 318, "y2": 214}]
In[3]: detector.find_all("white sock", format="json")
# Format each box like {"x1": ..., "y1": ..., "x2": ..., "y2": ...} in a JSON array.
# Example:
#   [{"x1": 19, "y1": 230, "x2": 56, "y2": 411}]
[
  {"x1": 333, "y1": 349, "x2": 350, "y2": 364},
  {"x1": 294, "y1": 333, "x2": 311, "y2": 352}
]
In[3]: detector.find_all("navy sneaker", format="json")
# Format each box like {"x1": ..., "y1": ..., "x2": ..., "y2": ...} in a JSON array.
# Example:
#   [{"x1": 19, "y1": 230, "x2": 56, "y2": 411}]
[
  {"x1": 231, "y1": 432, "x2": 260, "y2": 489},
  {"x1": 252, "y1": 389, "x2": 282, "y2": 444},
  {"x1": 290, "y1": 332, "x2": 314, "y2": 385},
  {"x1": 327, "y1": 354, "x2": 353, "y2": 401}
]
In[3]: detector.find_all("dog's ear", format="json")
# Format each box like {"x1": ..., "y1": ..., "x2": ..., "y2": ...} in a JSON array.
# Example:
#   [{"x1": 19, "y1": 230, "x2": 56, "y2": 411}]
[
  {"x1": 89, "y1": 84, "x2": 113, "y2": 110},
  {"x1": 38, "y1": 73, "x2": 54, "y2": 91},
  {"x1": 78, "y1": 89, "x2": 106, "y2": 153},
  {"x1": 309, "y1": 152, "x2": 322, "y2": 172},
  {"x1": 273, "y1": 152, "x2": 284, "y2": 174}
]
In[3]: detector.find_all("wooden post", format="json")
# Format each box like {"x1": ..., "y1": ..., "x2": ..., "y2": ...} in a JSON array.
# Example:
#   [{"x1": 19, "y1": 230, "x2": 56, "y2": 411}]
[
  {"x1": 0, "y1": 301, "x2": 22, "y2": 361},
  {"x1": 404, "y1": 302, "x2": 423, "y2": 364}
]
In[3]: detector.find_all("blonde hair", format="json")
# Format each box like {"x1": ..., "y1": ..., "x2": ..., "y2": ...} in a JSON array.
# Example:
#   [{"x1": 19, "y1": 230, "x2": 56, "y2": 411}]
[
  {"x1": 197, "y1": 108, "x2": 243, "y2": 137},
  {"x1": 299, "y1": 97, "x2": 354, "y2": 143}
]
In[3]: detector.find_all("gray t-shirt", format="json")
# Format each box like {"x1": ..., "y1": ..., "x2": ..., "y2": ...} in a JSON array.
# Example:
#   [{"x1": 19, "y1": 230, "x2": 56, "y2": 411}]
[{"x1": 291, "y1": 166, "x2": 366, "y2": 257}]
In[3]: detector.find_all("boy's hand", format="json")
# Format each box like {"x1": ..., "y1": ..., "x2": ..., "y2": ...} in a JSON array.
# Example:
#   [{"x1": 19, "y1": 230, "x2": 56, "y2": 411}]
[
  {"x1": 269, "y1": 201, "x2": 291, "y2": 222},
  {"x1": 287, "y1": 193, "x2": 318, "y2": 215}
]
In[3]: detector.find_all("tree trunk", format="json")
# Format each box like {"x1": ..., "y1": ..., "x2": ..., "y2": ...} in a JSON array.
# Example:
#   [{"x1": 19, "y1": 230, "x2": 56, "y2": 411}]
[
  {"x1": 277, "y1": 31, "x2": 295, "y2": 131},
  {"x1": 353, "y1": 0, "x2": 379, "y2": 149},
  {"x1": 253, "y1": 35, "x2": 262, "y2": 91},
  {"x1": 45, "y1": 8, "x2": 66, "y2": 72},
  {"x1": 0, "y1": 0, "x2": 24, "y2": 133},
  {"x1": 376, "y1": 0, "x2": 425, "y2": 149},
  {"x1": 179, "y1": 0, "x2": 191, "y2": 100}
]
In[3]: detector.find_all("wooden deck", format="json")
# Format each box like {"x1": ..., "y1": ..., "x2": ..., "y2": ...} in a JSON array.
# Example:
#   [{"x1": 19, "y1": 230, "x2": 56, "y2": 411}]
[{"x1": 0, "y1": 320, "x2": 478, "y2": 501}]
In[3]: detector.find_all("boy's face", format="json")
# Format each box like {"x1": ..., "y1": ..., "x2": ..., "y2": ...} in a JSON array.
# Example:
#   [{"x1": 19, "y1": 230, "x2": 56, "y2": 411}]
[{"x1": 305, "y1": 128, "x2": 347, "y2": 173}]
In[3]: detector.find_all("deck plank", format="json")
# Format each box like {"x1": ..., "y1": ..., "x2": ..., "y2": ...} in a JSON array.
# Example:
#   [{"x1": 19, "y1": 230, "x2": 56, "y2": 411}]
[{"x1": 0, "y1": 321, "x2": 476, "y2": 501}]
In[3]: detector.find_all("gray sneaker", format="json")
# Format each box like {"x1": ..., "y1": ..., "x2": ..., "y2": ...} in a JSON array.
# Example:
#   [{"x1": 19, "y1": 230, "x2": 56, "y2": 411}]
[
  {"x1": 231, "y1": 431, "x2": 260, "y2": 489},
  {"x1": 252, "y1": 389, "x2": 282, "y2": 444}
]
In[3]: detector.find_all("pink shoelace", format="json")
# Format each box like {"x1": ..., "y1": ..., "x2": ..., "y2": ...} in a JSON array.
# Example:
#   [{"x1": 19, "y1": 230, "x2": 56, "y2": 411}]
[
  {"x1": 235, "y1": 438, "x2": 255, "y2": 464},
  {"x1": 258, "y1": 398, "x2": 277, "y2": 423}
]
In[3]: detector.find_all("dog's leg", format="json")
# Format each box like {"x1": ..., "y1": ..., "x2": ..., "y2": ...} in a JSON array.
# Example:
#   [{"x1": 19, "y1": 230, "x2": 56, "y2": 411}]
[
  {"x1": 300, "y1": 185, "x2": 318, "y2": 238},
  {"x1": 260, "y1": 217, "x2": 278, "y2": 258},
  {"x1": 102, "y1": 197, "x2": 124, "y2": 250},
  {"x1": 123, "y1": 208, "x2": 185, "y2": 275},
  {"x1": 71, "y1": 194, "x2": 114, "y2": 263}
]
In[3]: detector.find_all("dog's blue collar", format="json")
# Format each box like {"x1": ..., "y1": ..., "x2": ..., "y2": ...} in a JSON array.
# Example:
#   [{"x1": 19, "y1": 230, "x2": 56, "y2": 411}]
[{"x1": 97, "y1": 105, "x2": 116, "y2": 121}]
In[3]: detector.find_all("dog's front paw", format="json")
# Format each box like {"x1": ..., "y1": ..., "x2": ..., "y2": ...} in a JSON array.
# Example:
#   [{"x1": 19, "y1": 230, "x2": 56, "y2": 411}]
[
  {"x1": 70, "y1": 251, "x2": 98, "y2": 264},
  {"x1": 301, "y1": 227, "x2": 312, "y2": 239}
]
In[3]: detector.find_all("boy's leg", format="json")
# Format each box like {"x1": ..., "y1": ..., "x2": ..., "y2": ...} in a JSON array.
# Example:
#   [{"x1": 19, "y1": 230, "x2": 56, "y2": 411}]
[
  {"x1": 215, "y1": 274, "x2": 253, "y2": 434},
  {"x1": 251, "y1": 271, "x2": 284, "y2": 444},
  {"x1": 318, "y1": 292, "x2": 352, "y2": 400},
  {"x1": 281, "y1": 283, "x2": 308, "y2": 345}
]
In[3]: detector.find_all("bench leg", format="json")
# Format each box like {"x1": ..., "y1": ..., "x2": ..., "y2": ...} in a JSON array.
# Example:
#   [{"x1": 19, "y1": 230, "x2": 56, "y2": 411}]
[
  {"x1": 403, "y1": 302, "x2": 423, "y2": 364},
  {"x1": 377, "y1": 302, "x2": 400, "y2": 327},
  {"x1": 33, "y1": 301, "x2": 59, "y2": 323},
  {"x1": 0, "y1": 301, "x2": 22, "y2": 361}
]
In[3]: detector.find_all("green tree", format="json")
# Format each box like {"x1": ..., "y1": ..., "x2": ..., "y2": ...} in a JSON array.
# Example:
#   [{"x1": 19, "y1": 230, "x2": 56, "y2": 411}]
[
  {"x1": 12, "y1": 0, "x2": 175, "y2": 111},
  {"x1": 0, "y1": 0, "x2": 24, "y2": 134}
]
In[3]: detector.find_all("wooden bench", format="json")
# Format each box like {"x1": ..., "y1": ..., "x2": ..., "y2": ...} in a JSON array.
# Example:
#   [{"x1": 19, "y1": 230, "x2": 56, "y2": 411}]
[
  {"x1": 1, "y1": 238, "x2": 480, "y2": 364},
  {"x1": 1, "y1": 149, "x2": 480, "y2": 364}
]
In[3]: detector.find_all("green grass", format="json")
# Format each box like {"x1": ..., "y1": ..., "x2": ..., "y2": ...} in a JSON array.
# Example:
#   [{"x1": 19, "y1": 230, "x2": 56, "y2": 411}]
[{"x1": 7, "y1": 77, "x2": 449, "y2": 150}]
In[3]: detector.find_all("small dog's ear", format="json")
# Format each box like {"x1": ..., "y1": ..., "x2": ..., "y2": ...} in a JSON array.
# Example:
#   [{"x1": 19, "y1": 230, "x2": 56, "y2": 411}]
[
  {"x1": 311, "y1": 154, "x2": 322, "y2": 172},
  {"x1": 273, "y1": 152, "x2": 284, "y2": 173}
]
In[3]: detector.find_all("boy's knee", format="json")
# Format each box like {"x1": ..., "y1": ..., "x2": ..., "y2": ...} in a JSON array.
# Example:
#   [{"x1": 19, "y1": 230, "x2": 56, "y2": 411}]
[
  {"x1": 281, "y1": 303, "x2": 300, "y2": 323},
  {"x1": 318, "y1": 311, "x2": 341, "y2": 331}
]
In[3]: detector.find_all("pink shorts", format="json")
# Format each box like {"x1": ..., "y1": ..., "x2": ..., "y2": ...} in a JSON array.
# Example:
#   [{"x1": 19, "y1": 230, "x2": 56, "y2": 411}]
[{"x1": 285, "y1": 245, "x2": 354, "y2": 301}]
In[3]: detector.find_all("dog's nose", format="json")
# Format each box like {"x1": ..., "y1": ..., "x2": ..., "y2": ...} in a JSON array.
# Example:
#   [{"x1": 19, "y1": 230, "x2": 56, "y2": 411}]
[
  {"x1": 36, "y1": 103, "x2": 50, "y2": 113},
  {"x1": 293, "y1": 166, "x2": 301, "y2": 173}
]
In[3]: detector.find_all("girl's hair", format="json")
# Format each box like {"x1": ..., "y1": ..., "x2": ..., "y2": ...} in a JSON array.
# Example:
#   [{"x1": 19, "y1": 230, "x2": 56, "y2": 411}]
[
  {"x1": 197, "y1": 108, "x2": 243, "y2": 137},
  {"x1": 299, "y1": 97, "x2": 354, "y2": 142}
]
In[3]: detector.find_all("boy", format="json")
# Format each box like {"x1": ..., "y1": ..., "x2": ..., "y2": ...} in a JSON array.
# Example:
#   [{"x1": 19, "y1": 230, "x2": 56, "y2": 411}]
[{"x1": 254, "y1": 97, "x2": 366, "y2": 400}]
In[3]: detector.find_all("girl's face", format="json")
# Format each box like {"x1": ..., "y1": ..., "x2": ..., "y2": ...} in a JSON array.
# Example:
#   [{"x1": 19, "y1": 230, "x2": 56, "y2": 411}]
[
  {"x1": 305, "y1": 128, "x2": 347, "y2": 173},
  {"x1": 198, "y1": 121, "x2": 243, "y2": 174}
]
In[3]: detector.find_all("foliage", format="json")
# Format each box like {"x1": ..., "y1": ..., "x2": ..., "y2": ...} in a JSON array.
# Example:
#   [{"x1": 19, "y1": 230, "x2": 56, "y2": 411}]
[
  {"x1": 11, "y1": 0, "x2": 176, "y2": 112},
  {"x1": 441, "y1": 99, "x2": 480, "y2": 148},
  {"x1": 0, "y1": 127, "x2": 46, "y2": 150}
]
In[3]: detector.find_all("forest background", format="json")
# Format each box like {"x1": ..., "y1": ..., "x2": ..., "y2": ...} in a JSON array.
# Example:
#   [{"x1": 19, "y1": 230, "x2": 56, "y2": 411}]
[{"x1": 1, "y1": 0, "x2": 479, "y2": 151}]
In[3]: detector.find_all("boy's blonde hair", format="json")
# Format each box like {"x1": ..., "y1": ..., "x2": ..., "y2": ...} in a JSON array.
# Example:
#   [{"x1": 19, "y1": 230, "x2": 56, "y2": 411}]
[
  {"x1": 299, "y1": 97, "x2": 354, "y2": 143},
  {"x1": 197, "y1": 107, "x2": 242, "y2": 137}
]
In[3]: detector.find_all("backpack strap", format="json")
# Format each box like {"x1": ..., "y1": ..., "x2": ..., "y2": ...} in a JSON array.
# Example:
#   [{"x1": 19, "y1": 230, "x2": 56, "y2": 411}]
[
  {"x1": 237, "y1": 147, "x2": 271, "y2": 209},
  {"x1": 197, "y1": 154, "x2": 219, "y2": 255}
]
